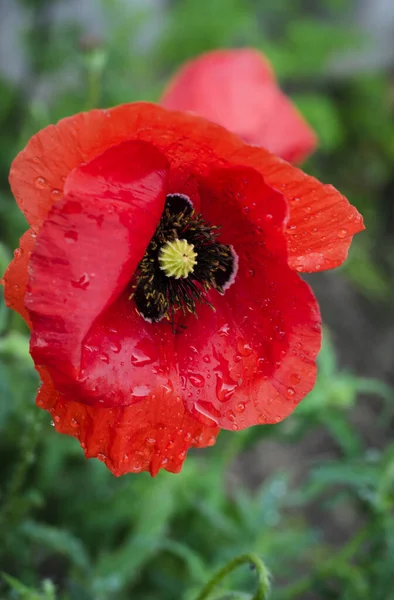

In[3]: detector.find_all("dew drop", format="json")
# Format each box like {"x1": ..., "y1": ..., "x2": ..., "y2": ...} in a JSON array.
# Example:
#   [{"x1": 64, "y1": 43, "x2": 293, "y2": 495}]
[
  {"x1": 71, "y1": 273, "x2": 90, "y2": 290},
  {"x1": 236, "y1": 402, "x2": 245, "y2": 413},
  {"x1": 338, "y1": 228, "x2": 348, "y2": 238},
  {"x1": 184, "y1": 432, "x2": 192, "y2": 442},
  {"x1": 35, "y1": 176, "x2": 47, "y2": 189},
  {"x1": 189, "y1": 373, "x2": 205, "y2": 388},
  {"x1": 265, "y1": 213, "x2": 273, "y2": 222},
  {"x1": 246, "y1": 268, "x2": 255, "y2": 278},
  {"x1": 53, "y1": 415, "x2": 60, "y2": 423},
  {"x1": 226, "y1": 409, "x2": 236, "y2": 422},
  {"x1": 51, "y1": 188, "x2": 62, "y2": 199},
  {"x1": 110, "y1": 340, "x2": 121, "y2": 354},
  {"x1": 131, "y1": 339, "x2": 157, "y2": 366},
  {"x1": 64, "y1": 230, "x2": 78, "y2": 243},
  {"x1": 50, "y1": 420, "x2": 55, "y2": 427},
  {"x1": 131, "y1": 384, "x2": 150, "y2": 398},
  {"x1": 70, "y1": 418, "x2": 79, "y2": 428},
  {"x1": 286, "y1": 387, "x2": 295, "y2": 398},
  {"x1": 290, "y1": 373, "x2": 301, "y2": 385},
  {"x1": 146, "y1": 437, "x2": 156, "y2": 446},
  {"x1": 237, "y1": 339, "x2": 252, "y2": 357},
  {"x1": 195, "y1": 401, "x2": 221, "y2": 421},
  {"x1": 216, "y1": 376, "x2": 237, "y2": 402},
  {"x1": 217, "y1": 323, "x2": 230, "y2": 337},
  {"x1": 99, "y1": 353, "x2": 110, "y2": 364},
  {"x1": 203, "y1": 355, "x2": 211, "y2": 363},
  {"x1": 178, "y1": 451, "x2": 186, "y2": 460}
]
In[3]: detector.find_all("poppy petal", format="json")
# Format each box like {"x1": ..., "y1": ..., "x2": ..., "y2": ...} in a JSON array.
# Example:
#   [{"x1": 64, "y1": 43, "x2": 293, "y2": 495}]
[
  {"x1": 10, "y1": 102, "x2": 362, "y2": 272},
  {"x1": 3, "y1": 229, "x2": 36, "y2": 325},
  {"x1": 26, "y1": 140, "x2": 169, "y2": 387},
  {"x1": 37, "y1": 369, "x2": 219, "y2": 476},
  {"x1": 76, "y1": 291, "x2": 181, "y2": 408},
  {"x1": 177, "y1": 165, "x2": 321, "y2": 429},
  {"x1": 160, "y1": 49, "x2": 317, "y2": 163},
  {"x1": 231, "y1": 144, "x2": 364, "y2": 272}
]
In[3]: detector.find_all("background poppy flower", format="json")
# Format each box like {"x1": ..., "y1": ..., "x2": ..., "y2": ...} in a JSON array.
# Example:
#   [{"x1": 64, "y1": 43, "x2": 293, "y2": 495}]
[
  {"x1": 160, "y1": 48, "x2": 318, "y2": 164},
  {"x1": 3, "y1": 103, "x2": 363, "y2": 476}
]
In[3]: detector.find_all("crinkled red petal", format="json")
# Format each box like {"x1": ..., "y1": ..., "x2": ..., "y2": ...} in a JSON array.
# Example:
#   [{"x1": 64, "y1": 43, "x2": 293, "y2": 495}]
[
  {"x1": 37, "y1": 368, "x2": 218, "y2": 476},
  {"x1": 26, "y1": 140, "x2": 169, "y2": 387},
  {"x1": 160, "y1": 48, "x2": 317, "y2": 163},
  {"x1": 176, "y1": 165, "x2": 321, "y2": 429},
  {"x1": 77, "y1": 291, "x2": 183, "y2": 408},
  {"x1": 9, "y1": 102, "x2": 363, "y2": 274},
  {"x1": 3, "y1": 229, "x2": 36, "y2": 325},
  {"x1": 231, "y1": 144, "x2": 365, "y2": 272}
]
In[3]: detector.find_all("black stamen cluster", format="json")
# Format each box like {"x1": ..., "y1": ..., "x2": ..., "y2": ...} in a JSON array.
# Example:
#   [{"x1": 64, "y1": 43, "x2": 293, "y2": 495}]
[{"x1": 132, "y1": 194, "x2": 235, "y2": 323}]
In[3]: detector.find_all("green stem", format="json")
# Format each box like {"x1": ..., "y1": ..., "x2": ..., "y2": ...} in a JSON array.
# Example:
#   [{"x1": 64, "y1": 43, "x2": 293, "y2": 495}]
[{"x1": 195, "y1": 553, "x2": 270, "y2": 600}]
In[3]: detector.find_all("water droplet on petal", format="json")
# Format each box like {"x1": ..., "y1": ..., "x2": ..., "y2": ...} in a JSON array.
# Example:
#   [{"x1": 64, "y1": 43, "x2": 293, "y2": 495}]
[
  {"x1": 131, "y1": 384, "x2": 150, "y2": 398},
  {"x1": 64, "y1": 230, "x2": 78, "y2": 243},
  {"x1": 189, "y1": 373, "x2": 205, "y2": 388},
  {"x1": 216, "y1": 375, "x2": 237, "y2": 402},
  {"x1": 71, "y1": 273, "x2": 90, "y2": 290},
  {"x1": 286, "y1": 387, "x2": 295, "y2": 398},
  {"x1": 70, "y1": 418, "x2": 79, "y2": 428},
  {"x1": 236, "y1": 402, "x2": 245, "y2": 413},
  {"x1": 338, "y1": 228, "x2": 348, "y2": 238},
  {"x1": 217, "y1": 323, "x2": 230, "y2": 337},
  {"x1": 226, "y1": 409, "x2": 236, "y2": 422},
  {"x1": 237, "y1": 339, "x2": 252, "y2": 357},
  {"x1": 54, "y1": 415, "x2": 60, "y2": 423},
  {"x1": 203, "y1": 355, "x2": 211, "y2": 363},
  {"x1": 131, "y1": 339, "x2": 157, "y2": 366},
  {"x1": 195, "y1": 401, "x2": 221, "y2": 421},
  {"x1": 51, "y1": 188, "x2": 62, "y2": 199},
  {"x1": 110, "y1": 340, "x2": 121, "y2": 354},
  {"x1": 99, "y1": 353, "x2": 110, "y2": 364},
  {"x1": 290, "y1": 373, "x2": 301, "y2": 385},
  {"x1": 35, "y1": 176, "x2": 47, "y2": 189}
]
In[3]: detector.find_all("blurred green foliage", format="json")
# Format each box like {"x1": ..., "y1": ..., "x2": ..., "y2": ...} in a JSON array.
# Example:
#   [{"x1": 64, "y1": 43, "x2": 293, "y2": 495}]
[{"x1": 1, "y1": 0, "x2": 394, "y2": 598}]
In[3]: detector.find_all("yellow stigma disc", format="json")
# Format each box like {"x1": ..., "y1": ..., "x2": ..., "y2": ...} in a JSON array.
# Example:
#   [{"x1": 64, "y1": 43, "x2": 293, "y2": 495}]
[{"x1": 158, "y1": 238, "x2": 197, "y2": 279}]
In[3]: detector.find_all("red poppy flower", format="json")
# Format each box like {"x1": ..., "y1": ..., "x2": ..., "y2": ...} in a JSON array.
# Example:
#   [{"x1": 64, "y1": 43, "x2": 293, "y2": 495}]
[
  {"x1": 160, "y1": 49, "x2": 317, "y2": 164},
  {"x1": 3, "y1": 103, "x2": 363, "y2": 476}
]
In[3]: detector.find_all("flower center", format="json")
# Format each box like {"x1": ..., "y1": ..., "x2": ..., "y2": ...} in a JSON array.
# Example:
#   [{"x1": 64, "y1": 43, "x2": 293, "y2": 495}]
[
  {"x1": 132, "y1": 193, "x2": 238, "y2": 323},
  {"x1": 158, "y1": 238, "x2": 197, "y2": 279}
]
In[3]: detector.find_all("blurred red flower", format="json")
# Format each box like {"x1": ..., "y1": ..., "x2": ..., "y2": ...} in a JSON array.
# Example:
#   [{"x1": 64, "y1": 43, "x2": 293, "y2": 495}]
[
  {"x1": 3, "y1": 103, "x2": 363, "y2": 476},
  {"x1": 160, "y1": 48, "x2": 317, "y2": 164}
]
